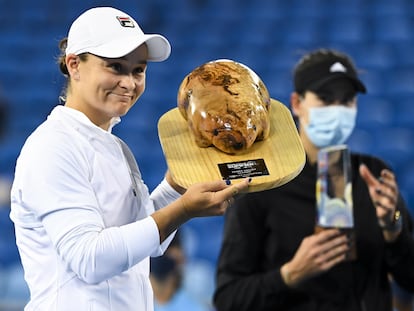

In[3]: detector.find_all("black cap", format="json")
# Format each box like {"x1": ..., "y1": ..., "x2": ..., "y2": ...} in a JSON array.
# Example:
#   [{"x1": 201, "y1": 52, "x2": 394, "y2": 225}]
[{"x1": 294, "y1": 50, "x2": 366, "y2": 94}]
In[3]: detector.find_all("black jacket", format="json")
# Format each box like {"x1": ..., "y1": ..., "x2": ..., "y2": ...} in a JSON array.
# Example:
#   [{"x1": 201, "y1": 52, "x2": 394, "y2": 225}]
[{"x1": 214, "y1": 153, "x2": 414, "y2": 311}]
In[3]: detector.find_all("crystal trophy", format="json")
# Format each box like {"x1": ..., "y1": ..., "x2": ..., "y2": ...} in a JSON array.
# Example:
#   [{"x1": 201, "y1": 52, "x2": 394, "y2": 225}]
[{"x1": 315, "y1": 145, "x2": 357, "y2": 260}]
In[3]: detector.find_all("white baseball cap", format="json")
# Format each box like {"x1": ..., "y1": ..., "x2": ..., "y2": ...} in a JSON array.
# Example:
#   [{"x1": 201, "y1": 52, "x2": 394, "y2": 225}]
[{"x1": 65, "y1": 7, "x2": 171, "y2": 61}]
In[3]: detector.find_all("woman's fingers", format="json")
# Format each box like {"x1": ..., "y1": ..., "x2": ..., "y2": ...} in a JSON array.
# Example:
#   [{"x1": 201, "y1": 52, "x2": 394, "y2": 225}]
[
  {"x1": 183, "y1": 178, "x2": 252, "y2": 217},
  {"x1": 286, "y1": 229, "x2": 349, "y2": 286},
  {"x1": 220, "y1": 177, "x2": 251, "y2": 200},
  {"x1": 359, "y1": 164, "x2": 377, "y2": 188},
  {"x1": 360, "y1": 164, "x2": 399, "y2": 224}
]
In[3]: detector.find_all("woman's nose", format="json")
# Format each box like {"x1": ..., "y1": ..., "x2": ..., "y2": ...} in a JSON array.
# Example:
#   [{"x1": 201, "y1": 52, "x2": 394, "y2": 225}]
[{"x1": 119, "y1": 74, "x2": 136, "y2": 90}]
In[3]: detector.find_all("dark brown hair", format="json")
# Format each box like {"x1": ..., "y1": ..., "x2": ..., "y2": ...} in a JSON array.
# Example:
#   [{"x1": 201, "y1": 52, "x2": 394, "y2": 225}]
[{"x1": 57, "y1": 38, "x2": 88, "y2": 101}]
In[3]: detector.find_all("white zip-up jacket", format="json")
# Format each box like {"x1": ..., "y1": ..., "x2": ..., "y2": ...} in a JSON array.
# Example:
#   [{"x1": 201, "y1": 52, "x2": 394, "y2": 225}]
[{"x1": 10, "y1": 105, "x2": 181, "y2": 311}]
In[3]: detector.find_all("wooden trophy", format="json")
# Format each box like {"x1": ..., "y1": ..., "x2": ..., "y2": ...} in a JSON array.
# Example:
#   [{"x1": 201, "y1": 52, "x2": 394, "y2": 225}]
[{"x1": 158, "y1": 60, "x2": 306, "y2": 193}]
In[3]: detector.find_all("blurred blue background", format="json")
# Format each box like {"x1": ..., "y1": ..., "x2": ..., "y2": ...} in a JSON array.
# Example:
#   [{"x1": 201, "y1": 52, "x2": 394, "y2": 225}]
[{"x1": 0, "y1": 0, "x2": 413, "y2": 309}]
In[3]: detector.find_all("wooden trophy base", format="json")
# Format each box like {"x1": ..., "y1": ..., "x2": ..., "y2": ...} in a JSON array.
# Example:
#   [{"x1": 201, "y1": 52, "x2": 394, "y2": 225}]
[{"x1": 158, "y1": 99, "x2": 306, "y2": 193}]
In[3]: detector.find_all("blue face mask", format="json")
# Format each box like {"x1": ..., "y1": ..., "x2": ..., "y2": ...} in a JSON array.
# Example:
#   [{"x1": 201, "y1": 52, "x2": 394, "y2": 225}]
[{"x1": 304, "y1": 106, "x2": 357, "y2": 148}]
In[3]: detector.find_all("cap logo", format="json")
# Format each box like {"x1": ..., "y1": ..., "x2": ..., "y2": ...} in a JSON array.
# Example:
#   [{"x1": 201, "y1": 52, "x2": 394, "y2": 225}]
[
  {"x1": 330, "y1": 62, "x2": 347, "y2": 73},
  {"x1": 116, "y1": 16, "x2": 135, "y2": 28}
]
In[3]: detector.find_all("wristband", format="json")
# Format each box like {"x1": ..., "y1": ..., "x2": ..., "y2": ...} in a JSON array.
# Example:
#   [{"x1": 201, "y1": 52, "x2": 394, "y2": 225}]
[{"x1": 380, "y1": 210, "x2": 402, "y2": 232}]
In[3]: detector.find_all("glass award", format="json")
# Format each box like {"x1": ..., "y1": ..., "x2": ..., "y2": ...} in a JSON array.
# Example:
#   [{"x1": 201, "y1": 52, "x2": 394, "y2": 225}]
[{"x1": 315, "y1": 144, "x2": 357, "y2": 260}]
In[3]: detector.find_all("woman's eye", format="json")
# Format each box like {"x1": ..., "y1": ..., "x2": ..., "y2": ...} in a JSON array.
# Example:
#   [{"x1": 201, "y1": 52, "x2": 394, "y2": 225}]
[
  {"x1": 133, "y1": 67, "x2": 144, "y2": 75},
  {"x1": 109, "y1": 63, "x2": 123, "y2": 72}
]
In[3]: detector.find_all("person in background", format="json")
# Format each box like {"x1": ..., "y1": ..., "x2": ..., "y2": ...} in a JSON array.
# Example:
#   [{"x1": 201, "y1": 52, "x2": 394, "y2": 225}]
[
  {"x1": 9, "y1": 7, "x2": 249, "y2": 311},
  {"x1": 150, "y1": 231, "x2": 210, "y2": 311},
  {"x1": 213, "y1": 48, "x2": 414, "y2": 311}
]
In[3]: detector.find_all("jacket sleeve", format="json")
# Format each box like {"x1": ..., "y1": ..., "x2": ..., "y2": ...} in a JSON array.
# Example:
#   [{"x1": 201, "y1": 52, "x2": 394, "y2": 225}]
[
  {"x1": 149, "y1": 178, "x2": 182, "y2": 256},
  {"x1": 359, "y1": 153, "x2": 414, "y2": 292},
  {"x1": 384, "y1": 196, "x2": 414, "y2": 292},
  {"x1": 12, "y1": 132, "x2": 178, "y2": 285},
  {"x1": 213, "y1": 193, "x2": 292, "y2": 311}
]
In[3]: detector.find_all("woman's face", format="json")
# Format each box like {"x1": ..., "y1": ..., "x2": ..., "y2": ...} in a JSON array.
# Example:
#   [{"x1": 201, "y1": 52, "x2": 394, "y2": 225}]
[
  {"x1": 66, "y1": 44, "x2": 148, "y2": 129},
  {"x1": 291, "y1": 90, "x2": 357, "y2": 130},
  {"x1": 290, "y1": 87, "x2": 357, "y2": 158}
]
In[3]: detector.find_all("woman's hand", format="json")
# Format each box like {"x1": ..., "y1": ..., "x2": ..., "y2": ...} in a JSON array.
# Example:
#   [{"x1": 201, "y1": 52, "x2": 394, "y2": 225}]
[
  {"x1": 359, "y1": 164, "x2": 401, "y2": 241},
  {"x1": 281, "y1": 229, "x2": 349, "y2": 287},
  {"x1": 153, "y1": 177, "x2": 251, "y2": 242},
  {"x1": 179, "y1": 178, "x2": 250, "y2": 218}
]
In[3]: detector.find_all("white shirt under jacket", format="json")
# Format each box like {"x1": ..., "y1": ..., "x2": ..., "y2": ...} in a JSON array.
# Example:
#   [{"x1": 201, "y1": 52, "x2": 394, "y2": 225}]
[{"x1": 10, "y1": 105, "x2": 181, "y2": 311}]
